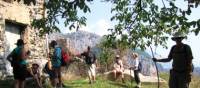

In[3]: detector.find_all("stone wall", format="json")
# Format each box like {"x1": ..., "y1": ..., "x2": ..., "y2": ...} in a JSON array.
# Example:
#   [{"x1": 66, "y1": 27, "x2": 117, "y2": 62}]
[{"x1": 0, "y1": 0, "x2": 46, "y2": 78}]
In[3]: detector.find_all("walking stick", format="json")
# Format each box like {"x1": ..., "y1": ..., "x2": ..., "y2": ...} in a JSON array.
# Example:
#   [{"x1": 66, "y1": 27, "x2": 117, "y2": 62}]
[
  {"x1": 130, "y1": 68, "x2": 132, "y2": 87},
  {"x1": 150, "y1": 46, "x2": 160, "y2": 88}
]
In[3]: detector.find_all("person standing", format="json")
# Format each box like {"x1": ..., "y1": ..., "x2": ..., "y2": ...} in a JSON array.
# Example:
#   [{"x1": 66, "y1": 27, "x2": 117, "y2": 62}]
[
  {"x1": 7, "y1": 39, "x2": 30, "y2": 88},
  {"x1": 153, "y1": 32, "x2": 193, "y2": 88},
  {"x1": 49, "y1": 40, "x2": 63, "y2": 88},
  {"x1": 128, "y1": 53, "x2": 141, "y2": 88},
  {"x1": 80, "y1": 46, "x2": 97, "y2": 84}
]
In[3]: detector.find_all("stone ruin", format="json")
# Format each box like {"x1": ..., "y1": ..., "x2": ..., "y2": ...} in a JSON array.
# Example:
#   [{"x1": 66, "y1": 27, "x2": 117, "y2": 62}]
[{"x1": 0, "y1": 0, "x2": 47, "y2": 78}]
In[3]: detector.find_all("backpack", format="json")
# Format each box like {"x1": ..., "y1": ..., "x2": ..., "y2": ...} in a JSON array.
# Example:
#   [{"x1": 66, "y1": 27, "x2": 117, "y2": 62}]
[
  {"x1": 138, "y1": 61, "x2": 142, "y2": 72},
  {"x1": 11, "y1": 48, "x2": 22, "y2": 67},
  {"x1": 85, "y1": 52, "x2": 96, "y2": 65},
  {"x1": 61, "y1": 48, "x2": 70, "y2": 66}
]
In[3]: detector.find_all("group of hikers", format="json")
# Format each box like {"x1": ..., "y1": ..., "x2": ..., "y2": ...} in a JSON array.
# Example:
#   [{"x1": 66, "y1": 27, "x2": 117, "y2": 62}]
[{"x1": 6, "y1": 32, "x2": 194, "y2": 88}]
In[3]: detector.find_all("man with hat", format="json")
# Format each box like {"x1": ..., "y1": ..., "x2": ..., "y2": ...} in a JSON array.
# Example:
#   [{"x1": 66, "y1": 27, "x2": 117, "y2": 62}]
[
  {"x1": 7, "y1": 39, "x2": 30, "y2": 88},
  {"x1": 153, "y1": 32, "x2": 193, "y2": 88}
]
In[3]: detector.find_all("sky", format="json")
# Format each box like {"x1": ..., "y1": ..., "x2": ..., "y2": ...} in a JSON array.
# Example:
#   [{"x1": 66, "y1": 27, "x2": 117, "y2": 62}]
[{"x1": 59, "y1": 0, "x2": 200, "y2": 68}]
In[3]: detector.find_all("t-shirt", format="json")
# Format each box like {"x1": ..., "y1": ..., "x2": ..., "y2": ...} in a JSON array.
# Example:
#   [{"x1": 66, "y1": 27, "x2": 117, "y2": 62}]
[
  {"x1": 128, "y1": 58, "x2": 139, "y2": 70},
  {"x1": 113, "y1": 59, "x2": 123, "y2": 71},
  {"x1": 12, "y1": 46, "x2": 28, "y2": 66},
  {"x1": 168, "y1": 44, "x2": 193, "y2": 72},
  {"x1": 81, "y1": 51, "x2": 96, "y2": 65}
]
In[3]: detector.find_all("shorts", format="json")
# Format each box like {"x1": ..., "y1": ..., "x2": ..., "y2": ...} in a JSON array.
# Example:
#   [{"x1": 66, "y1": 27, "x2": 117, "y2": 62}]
[
  {"x1": 87, "y1": 64, "x2": 96, "y2": 77},
  {"x1": 13, "y1": 66, "x2": 27, "y2": 81}
]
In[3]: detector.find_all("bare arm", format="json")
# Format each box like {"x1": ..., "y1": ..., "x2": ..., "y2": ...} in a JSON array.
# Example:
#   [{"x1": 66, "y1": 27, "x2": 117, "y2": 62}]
[
  {"x1": 156, "y1": 58, "x2": 172, "y2": 62},
  {"x1": 6, "y1": 53, "x2": 13, "y2": 62},
  {"x1": 155, "y1": 46, "x2": 174, "y2": 62}
]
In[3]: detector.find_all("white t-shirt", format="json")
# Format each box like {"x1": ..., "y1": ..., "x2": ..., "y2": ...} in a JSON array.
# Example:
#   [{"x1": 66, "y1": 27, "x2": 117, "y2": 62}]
[{"x1": 128, "y1": 57, "x2": 139, "y2": 70}]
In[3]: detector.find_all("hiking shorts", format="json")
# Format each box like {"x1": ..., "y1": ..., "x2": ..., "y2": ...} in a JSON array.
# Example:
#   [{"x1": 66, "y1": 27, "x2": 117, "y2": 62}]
[
  {"x1": 87, "y1": 64, "x2": 96, "y2": 77},
  {"x1": 52, "y1": 67, "x2": 61, "y2": 79},
  {"x1": 13, "y1": 66, "x2": 27, "y2": 81}
]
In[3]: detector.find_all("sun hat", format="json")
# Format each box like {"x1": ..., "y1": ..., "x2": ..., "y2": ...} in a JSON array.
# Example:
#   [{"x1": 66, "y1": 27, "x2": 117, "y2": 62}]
[{"x1": 171, "y1": 32, "x2": 186, "y2": 41}]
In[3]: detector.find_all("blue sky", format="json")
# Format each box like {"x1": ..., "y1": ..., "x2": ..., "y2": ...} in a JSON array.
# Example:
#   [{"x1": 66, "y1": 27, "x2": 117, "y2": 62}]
[{"x1": 59, "y1": 0, "x2": 200, "y2": 68}]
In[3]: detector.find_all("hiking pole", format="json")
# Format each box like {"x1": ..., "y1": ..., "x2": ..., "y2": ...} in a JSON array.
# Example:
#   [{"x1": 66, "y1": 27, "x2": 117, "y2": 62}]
[
  {"x1": 130, "y1": 68, "x2": 132, "y2": 88},
  {"x1": 150, "y1": 46, "x2": 160, "y2": 88}
]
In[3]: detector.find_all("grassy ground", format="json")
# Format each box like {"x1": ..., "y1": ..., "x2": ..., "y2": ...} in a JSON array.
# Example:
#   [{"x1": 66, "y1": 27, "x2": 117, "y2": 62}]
[
  {"x1": 0, "y1": 73, "x2": 200, "y2": 88},
  {"x1": 63, "y1": 74, "x2": 168, "y2": 88}
]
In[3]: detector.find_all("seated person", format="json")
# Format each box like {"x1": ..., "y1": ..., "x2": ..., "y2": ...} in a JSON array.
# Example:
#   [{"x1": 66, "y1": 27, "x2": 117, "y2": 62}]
[
  {"x1": 43, "y1": 61, "x2": 56, "y2": 87},
  {"x1": 27, "y1": 63, "x2": 42, "y2": 88},
  {"x1": 112, "y1": 55, "x2": 124, "y2": 82}
]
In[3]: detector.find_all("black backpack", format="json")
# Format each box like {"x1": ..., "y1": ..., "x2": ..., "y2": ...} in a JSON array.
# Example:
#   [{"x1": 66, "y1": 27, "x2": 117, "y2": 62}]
[
  {"x1": 85, "y1": 52, "x2": 96, "y2": 65},
  {"x1": 11, "y1": 49, "x2": 21, "y2": 67}
]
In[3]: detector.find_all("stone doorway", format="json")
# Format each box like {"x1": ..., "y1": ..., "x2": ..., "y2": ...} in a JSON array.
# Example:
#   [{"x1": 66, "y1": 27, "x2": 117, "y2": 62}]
[
  {"x1": 5, "y1": 21, "x2": 25, "y2": 51},
  {"x1": 4, "y1": 21, "x2": 26, "y2": 76}
]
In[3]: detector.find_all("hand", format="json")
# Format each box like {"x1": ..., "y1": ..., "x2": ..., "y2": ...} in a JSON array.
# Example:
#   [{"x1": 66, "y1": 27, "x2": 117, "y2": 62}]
[{"x1": 152, "y1": 58, "x2": 158, "y2": 62}]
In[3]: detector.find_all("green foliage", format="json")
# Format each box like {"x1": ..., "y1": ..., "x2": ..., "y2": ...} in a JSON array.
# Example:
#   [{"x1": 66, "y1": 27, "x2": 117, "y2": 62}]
[
  {"x1": 31, "y1": 0, "x2": 200, "y2": 49},
  {"x1": 32, "y1": 0, "x2": 92, "y2": 36},
  {"x1": 97, "y1": 36, "x2": 115, "y2": 70},
  {"x1": 107, "y1": 0, "x2": 200, "y2": 50}
]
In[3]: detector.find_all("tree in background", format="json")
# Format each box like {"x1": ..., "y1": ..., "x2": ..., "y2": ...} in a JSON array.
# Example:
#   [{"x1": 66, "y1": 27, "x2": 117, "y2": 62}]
[
  {"x1": 105, "y1": 0, "x2": 200, "y2": 49},
  {"x1": 97, "y1": 36, "x2": 130, "y2": 72},
  {"x1": 30, "y1": 0, "x2": 200, "y2": 49}
]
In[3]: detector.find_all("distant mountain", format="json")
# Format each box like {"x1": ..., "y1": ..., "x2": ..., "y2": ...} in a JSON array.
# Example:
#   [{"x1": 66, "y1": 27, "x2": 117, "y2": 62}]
[
  {"x1": 49, "y1": 31, "x2": 164, "y2": 76},
  {"x1": 49, "y1": 30, "x2": 101, "y2": 53}
]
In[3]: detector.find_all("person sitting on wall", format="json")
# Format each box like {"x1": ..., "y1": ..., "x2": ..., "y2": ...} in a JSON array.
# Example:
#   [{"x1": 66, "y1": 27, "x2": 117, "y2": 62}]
[{"x1": 112, "y1": 55, "x2": 125, "y2": 83}]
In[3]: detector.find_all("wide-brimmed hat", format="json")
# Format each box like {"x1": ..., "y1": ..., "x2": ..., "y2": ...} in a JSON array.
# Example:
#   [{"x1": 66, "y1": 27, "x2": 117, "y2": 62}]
[
  {"x1": 171, "y1": 32, "x2": 186, "y2": 41},
  {"x1": 15, "y1": 39, "x2": 26, "y2": 46}
]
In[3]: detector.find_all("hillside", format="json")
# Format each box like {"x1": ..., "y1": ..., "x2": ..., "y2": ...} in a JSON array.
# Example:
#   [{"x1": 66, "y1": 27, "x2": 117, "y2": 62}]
[{"x1": 48, "y1": 31, "x2": 164, "y2": 76}]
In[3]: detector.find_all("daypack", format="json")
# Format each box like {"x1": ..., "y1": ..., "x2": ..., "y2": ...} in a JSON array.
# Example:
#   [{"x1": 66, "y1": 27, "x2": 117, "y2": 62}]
[
  {"x1": 138, "y1": 61, "x2": 142, "y2": 72},
  {"x1": 11, "y1": 48, "x2": 22, "y2": 67},
  {"x1": 61, "y1": 48, "x2": 70, "y2": 66},
  {"x1": 85, "y1": 52, "x2": 96, "y2": 65}
]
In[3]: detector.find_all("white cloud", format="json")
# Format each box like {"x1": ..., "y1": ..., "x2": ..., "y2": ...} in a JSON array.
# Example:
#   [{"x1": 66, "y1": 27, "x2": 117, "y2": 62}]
[{"x1": 78, "y1": 19, "x2": 112, "y2": 36}]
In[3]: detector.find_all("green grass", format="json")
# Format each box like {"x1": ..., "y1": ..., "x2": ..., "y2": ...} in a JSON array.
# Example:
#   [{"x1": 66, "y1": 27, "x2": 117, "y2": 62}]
[
  {"x1": 1, "y1": 73, "x2": 200, "y2": 88},
  {"x1": 63, "y1": 74, "x2": 168, "y2": 88}
]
